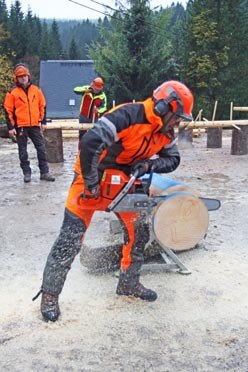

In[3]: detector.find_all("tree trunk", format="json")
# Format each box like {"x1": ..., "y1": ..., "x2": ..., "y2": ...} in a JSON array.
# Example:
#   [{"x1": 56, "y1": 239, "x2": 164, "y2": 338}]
[
  {"x1": 231, "y1": 126, "x2": 248, "y2": 155},
  {"x1": 44, "y1": 128, "x2": 64, "y2": 163},
  {"x1": 207, "y1": 128, "x2": 222, "y2": 148}
]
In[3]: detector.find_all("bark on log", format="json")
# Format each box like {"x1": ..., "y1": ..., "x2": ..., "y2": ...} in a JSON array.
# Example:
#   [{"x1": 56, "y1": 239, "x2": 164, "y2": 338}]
[
  {"x1": 44, "y1": 128, "x2": 64, "y2": 163},
  {"x1": 231, "y1": 125, "x2": 248, "y2": 155},
  {"x1": 207, "y1": 128, "x2": 222, "y2": 148}
]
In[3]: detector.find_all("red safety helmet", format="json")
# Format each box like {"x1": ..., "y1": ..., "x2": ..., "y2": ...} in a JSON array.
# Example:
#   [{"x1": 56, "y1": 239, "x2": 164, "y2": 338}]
[
  {"x1": 153, "y1": 80, "x2": 194, "y2": 121},
  {"x1": 13, "y1": 64, "x2": 31, "y2": 82},
  {"x1": 91, "y1": 77, "x2": 104, "y2": 91}
]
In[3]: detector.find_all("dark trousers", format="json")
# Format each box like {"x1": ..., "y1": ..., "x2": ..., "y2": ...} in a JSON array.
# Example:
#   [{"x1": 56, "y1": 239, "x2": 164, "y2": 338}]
[
  {"x1": 42, "y1": 209, "x2": 86, "y2": 294},
  {"x1": 16, "y1": 126, "x2": 49, "y2": 175}
]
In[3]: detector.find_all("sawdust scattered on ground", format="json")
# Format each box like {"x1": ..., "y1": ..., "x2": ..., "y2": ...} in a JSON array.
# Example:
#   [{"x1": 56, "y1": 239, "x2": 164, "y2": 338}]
[{"x1": 0, "y1": 132, "x2": 247, "y2": 372}]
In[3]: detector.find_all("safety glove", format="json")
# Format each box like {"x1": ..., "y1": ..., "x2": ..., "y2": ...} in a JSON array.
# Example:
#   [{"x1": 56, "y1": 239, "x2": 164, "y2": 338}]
[
  {"x1": 131, "y1": 160, "x2": 152, "y2": 178},
  {"x1": 80, "y1": 184, "x2": 100, "y2": 199}
]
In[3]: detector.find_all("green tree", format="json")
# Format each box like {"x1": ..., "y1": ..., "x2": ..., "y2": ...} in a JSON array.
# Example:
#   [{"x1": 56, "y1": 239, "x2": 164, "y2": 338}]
[
  {"x1": 40, "y1": 21, "x2": 52, "y2": 60},
  {"x1": 24, "y1": 9, "x2": 42, "y2": 57},
  {"x1": 0, "y1": 26, "x2": 13, "y2": 123},
  {"x1": 69, "y1": 36, "x2": 80, "y2": 59},
  {"x1": 8, "y1": 0, "x2": 27, "y2": 62},
  {"x1": 183, "y1": 0, "x2": 248, "y2": 119},
  {"x1": 0, "y1": 0, "x2": 8, "y2": 26},
  {"x1": 89, "y1": 0, "x2": 173, "y2": 105},
  {"x1": 49, "y1": 19, "x2": 63, "y2": 59}
]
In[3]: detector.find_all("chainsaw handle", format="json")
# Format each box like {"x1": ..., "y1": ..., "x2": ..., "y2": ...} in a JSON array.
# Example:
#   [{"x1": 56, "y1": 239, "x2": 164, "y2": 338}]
[{"x1": 142, "y1": 165, "x2": 155, "y2": 194}]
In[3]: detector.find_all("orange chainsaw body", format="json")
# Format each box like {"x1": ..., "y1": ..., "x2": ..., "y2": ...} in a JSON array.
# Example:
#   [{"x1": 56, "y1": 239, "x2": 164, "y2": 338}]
[{"x1": 100, "y1": 169, "x2": 141, "y2": 200}]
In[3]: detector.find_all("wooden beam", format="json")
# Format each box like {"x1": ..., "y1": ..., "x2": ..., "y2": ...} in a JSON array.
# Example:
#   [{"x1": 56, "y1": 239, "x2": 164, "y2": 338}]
[
  {"x1": 233, "y1": 107, "x2": 248, "y2": 111},
  {"x1": 46, "y1": 119, "x2": 248, "y2": 131}
]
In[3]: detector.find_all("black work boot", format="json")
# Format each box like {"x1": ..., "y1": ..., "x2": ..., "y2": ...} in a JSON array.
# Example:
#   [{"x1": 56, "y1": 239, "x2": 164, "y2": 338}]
[
  {"x1": 116, "y1": 272, "x2": 157, "y2": 302},
  {"x1": 40, "y1": 173, "x2": 55, "y2": 182},
  {"x1": 24, "y1": 173, "x2": 31, "y2": 183},
  {"x1": 41, "y1": 291, "x2": 60, "y2": 321}
]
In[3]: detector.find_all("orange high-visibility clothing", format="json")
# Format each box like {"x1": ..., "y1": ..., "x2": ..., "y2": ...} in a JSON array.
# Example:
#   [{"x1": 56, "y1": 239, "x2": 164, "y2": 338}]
[
  {"x1": 65, "y1": 97, "x2": 180, "y2": 271},
  {"x1": 4, "y1": 84, "x2": 46, "y2": 130}
]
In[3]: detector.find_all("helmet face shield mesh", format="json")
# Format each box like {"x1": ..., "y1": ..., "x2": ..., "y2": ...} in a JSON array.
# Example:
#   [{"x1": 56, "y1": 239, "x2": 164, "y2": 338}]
[{"x1": 161, "y1": 112, "x2": 181, "y2": 134}]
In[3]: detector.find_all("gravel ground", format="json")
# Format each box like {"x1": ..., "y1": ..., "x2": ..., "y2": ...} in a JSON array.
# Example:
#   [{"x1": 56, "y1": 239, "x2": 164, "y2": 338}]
[{"x1": 0, "y1": 132, "x2": 247, "y2": 372}]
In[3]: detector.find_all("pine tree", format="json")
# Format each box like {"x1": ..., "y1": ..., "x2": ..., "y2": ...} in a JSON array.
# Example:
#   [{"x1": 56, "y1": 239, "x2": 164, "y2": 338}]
[
  {"x1": 0, "y1": 26, "x2": 13, "y2": 122},
  {"x1": 40, "y1": 21, "x2": 52, "y2": 60},
  {"x1": 49, "y1": 19, "x2": 63, "y2": 59},
  {"x1": 69, "y1": 36, "x2": 80, "y2": 59},
  {"x1": 89, "y1": 0, "x2": 172, "y2": 104},
  {"x1": 7, "y1": 0, "x2": 27, "y2": 62},
  {"x1": 183, "y1": 0, "x2": 248, "y2": 118}
]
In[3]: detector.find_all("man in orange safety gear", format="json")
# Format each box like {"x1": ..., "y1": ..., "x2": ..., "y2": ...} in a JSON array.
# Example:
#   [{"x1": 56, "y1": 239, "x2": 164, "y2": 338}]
[
  {"x1": 74, "y1": 76, "x2": 107, "y2": 139},
  {"x1": 34, "y1": 80, "x2": 194, "y2": 322},
  {"x1": 4, "y1": 63, "x2": 55, "y2": 183}
]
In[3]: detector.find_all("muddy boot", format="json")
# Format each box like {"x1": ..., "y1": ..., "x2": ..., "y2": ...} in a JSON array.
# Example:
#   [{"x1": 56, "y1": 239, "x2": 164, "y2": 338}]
[
  {"x1": 40, "y1": 172, "x2": 55, "y2": 182},
  {"x1": 40, "y1": 291, "x2": 60, "y2": 322},
  {"x1": 24, "y1": 173, "x2": 31, "y2": 183},
  {"x1": 116, "y1": 271, "x2": 157, "y2": 302}
]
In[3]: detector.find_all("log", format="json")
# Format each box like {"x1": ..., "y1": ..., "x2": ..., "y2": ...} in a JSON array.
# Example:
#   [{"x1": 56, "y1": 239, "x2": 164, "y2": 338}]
[
  {"x1": 207, "y1": 127, "x2": 222, "y2": 148},
  {"x1": 233, "y1": 106, "x2": 248, "y2": 111},
  {"x1": 46, "y1": 119, "x2": 248, "y2": 130},
  {"x1": 231, "y1": 125, "x2": 248, "y2": 155},
  {"x1": 152, "y1": 193, "x2": 209, "y2": 251},
  {"x1": 44, "y1": 128, "x2": 64, "y2": 163}
]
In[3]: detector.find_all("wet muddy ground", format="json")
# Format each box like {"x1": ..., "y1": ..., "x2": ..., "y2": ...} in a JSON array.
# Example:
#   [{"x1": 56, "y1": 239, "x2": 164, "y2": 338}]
[{"x1": 0, "y1": 132, "x2": 248, "y2": 371}]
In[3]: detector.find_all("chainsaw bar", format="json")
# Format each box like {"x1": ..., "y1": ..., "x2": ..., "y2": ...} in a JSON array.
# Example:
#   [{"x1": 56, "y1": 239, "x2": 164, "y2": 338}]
[{"x1": 109, "y1": 194, "x2": 221, "y2": 212}]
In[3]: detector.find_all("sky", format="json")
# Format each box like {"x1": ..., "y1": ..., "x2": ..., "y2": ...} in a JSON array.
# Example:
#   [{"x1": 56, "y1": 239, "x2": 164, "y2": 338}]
[{"x1": 5, "y1": 0, "x2": 187, "y2": 20}]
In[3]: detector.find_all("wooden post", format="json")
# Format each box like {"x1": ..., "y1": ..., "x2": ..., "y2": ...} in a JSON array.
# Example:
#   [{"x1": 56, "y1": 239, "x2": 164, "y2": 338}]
[
  {"x1": 44, "y1": 128, "x2": 64, "y2": 163},
  {"x1": 207, "y1": 101, "x2": 222, "y2": 148},
  {"x1": 207, "y1": 127, "x2": 222, "y2": 148},
  {"x1": 230, "y1": 102, "x2": 233, "y2": 120},
  {"x1": 0, "y1": 124, "x2": 9, "y2": 138},
  {"x1": 231, "y1": 125, "x2": 248, "y2": 155}
]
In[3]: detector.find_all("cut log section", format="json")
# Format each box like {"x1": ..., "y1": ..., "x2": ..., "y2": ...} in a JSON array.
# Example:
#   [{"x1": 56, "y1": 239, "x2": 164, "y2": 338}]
[
  {"x1": 152, "y1": 194, "x2": 209, "y2": 251},
  {"x1": 44, "y1": 128, "x2": 64, "y2": 163}
]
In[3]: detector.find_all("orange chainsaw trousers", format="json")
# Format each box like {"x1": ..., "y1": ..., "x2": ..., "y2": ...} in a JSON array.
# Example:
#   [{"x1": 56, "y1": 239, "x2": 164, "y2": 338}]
[{"x1": 65, "y1": 173, "x2": 145, "y2": 271}]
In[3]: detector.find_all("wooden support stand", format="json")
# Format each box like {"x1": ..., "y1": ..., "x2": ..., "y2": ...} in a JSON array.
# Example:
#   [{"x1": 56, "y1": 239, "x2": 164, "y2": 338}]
[
  {"x1": 44, "y1": 128, "x2": 64, "y2": 163},
  {"x1": 0, "y1": 124, "x2": 9, "y2": 138},
  {"x1": 231, "y1": 126, "x2": 248, "y2": 155},
  {"x1": 207, "y1": 127, "x2": 222, "y2": 148}
]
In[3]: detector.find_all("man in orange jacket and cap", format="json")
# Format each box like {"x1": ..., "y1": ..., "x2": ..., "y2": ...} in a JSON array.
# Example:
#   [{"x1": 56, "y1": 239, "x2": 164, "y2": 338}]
[
  {"x1": 4, "y1": 63, "x2": 55, "y2": 183},
  {"x1": 74, "y1": 76, "x2": 107, "y2": 139},
  {"x1": 34, "y1": 80, "x2": 194, "y2": 322}
]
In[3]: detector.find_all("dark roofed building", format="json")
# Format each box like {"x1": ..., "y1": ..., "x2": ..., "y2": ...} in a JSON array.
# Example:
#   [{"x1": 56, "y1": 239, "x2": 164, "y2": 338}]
[{"x1": 39, "y1": 60, "x2": 96, "y2": 119}]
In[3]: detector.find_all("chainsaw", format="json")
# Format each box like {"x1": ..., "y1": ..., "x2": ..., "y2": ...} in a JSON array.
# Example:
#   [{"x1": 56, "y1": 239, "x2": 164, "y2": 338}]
[{"x1": 80, "y1": 168, "x2": 221, "y2": 274}]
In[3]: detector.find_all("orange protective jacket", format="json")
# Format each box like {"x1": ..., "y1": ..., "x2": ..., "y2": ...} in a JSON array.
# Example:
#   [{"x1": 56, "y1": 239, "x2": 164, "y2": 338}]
[
  {"x1": 4, "y1": 84, "x2": 46, "y2": 130},
  {"x1": 75, "y1": 98, "x2": 180, "y2": 189}
]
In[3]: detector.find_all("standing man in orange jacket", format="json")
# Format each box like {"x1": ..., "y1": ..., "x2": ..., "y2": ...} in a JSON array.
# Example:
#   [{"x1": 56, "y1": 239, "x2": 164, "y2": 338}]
[
  {"x1": 4, "y1": 64, "x2": 55, "y2": 183},
  {"x1": 35, "y1": 80, "x2": 194, "y2": 322}
]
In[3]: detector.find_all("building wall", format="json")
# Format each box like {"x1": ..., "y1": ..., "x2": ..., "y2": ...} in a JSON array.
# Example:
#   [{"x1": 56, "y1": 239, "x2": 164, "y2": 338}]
[{"x1": 39, "y1": 60, "x2": 96, "y2": 119}]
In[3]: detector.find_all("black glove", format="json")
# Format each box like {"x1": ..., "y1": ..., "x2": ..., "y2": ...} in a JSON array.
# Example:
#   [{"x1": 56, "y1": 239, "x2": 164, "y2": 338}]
[
  {"x1": 80, "y1": 184, "x2": 100, "y2": 199},
  {"x1": 131, "y1": 160, "x2": 152, "y2": 178}
]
